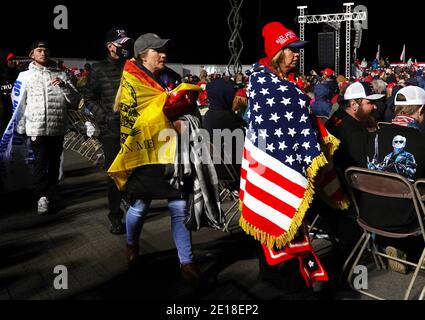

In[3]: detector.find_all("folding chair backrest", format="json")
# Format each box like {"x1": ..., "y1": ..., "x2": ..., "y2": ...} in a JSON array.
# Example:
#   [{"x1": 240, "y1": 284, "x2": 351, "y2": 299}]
[
  {"x1": 345, "y1": 166, "x2": 424, "y2": 238},
  {"x1": 345, "y1": 167, "x2": 414, "y2": 199},
  {"x1": 377, "y1": 121, "x2": 392, "y2": 129}
]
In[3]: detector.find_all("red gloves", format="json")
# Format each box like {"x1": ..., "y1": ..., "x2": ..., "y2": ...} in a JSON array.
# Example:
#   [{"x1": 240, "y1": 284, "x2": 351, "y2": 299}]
[{"x1": 163, "y1": 90, "x2": 198, "y2": 121}]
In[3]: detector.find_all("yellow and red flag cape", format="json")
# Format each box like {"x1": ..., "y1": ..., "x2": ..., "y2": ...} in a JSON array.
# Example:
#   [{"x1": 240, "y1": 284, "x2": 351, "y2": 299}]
[{"x1": 107, "y1": 60, "x2": 200, "y2": 190}]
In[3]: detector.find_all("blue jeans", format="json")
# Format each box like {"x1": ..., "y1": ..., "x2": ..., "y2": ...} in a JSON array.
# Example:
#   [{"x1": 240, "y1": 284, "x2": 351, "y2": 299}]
[{"x1": 126, "y1": 199, "x2": 193, "y2": 265}]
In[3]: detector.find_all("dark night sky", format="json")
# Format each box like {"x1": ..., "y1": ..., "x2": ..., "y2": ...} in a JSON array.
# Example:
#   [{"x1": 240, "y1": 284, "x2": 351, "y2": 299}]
[{"x1": 0, "y1": 0, "x2": 422, "y2": 69}]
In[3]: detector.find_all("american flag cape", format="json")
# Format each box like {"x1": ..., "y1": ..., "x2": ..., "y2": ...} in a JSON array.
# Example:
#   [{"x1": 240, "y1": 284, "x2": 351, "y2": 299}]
[{"x1": 240, "y1": 63, "x2": 344, "y2": 250}]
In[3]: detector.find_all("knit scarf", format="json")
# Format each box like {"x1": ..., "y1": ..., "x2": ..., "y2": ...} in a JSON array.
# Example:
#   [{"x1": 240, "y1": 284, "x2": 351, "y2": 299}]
[
  {"x1": 169, "y1": 114, "x2": 224, "y2": 231},
  {"x1": 391, "y1": 115, "x2": 421, "y2": 130}
]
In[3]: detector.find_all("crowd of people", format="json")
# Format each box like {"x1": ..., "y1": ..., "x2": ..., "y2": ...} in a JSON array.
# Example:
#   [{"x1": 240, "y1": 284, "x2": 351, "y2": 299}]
[{"x1": 1, "y1": 20, "x2": 425, "y2": 296}]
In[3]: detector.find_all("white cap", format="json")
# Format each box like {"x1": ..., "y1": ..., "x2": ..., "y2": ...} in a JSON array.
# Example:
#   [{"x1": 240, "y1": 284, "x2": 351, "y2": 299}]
[
  {"x1": 394, "y1": 85, "x2": 425, "y2": 106},
  {"x1": 344, "y1": 82, "x2": 385, "y2": 101}
]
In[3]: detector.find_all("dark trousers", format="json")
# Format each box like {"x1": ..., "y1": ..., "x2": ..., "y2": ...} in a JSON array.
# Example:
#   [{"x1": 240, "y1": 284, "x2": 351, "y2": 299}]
[
  {"x1": 30, "y1": 136, "x2": 64, "y2": 200},
  {"x1": 102, "y1": 135, "x2": 123, "y2": 222}
]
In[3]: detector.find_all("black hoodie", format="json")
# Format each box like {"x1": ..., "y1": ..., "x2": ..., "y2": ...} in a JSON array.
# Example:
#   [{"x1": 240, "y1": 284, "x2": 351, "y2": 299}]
[
  {"x1": 203, "y1": 79, "x2": 246, "y2": 136},
  {"x1": 203, "y1": 79, "x2": 246, "y2": 179}
]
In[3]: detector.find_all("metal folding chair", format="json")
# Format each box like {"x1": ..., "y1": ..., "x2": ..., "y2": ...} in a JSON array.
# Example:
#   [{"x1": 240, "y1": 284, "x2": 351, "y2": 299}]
[
  {"x1": 342, "y1": 167, "x2": 425, "y2": 300},
  {"x1": 413, "y1": 179, "x2": 425, "y2": 299},
  {"x1": 64, "y1": 110, "x2": 104, "y2": 165},
  {"x1": 210, "y1": 143, "x2": 241, "y2": 232},
  {"x1": 420, "y1": 285, "x2": 425, "y2": 300}
]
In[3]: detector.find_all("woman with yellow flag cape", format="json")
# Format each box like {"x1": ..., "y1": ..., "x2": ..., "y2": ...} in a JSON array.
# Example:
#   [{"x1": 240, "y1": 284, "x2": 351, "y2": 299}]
[{"x1": 108, "y1": 33, "x2": 202, "y2": 286}]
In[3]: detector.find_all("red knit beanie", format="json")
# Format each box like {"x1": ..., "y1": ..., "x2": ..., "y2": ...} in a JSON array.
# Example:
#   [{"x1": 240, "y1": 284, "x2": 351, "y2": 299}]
[{"x1": 262, "y1": 22, "x2": 300, "y2": 60}]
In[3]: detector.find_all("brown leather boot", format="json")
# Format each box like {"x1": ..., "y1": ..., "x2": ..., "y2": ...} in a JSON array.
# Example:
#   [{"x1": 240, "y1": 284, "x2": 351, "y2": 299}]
[
  {"x1": 181, "y1": 262, "x2": 202, "y2": 288},
  {"x1": 126, "y1": 244, "x2": 139, "y2": 269}
]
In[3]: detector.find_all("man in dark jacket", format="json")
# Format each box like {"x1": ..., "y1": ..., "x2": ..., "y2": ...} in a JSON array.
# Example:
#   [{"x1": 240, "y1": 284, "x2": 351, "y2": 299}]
[
  {"x1": 326, "y1": 81, "x2": 384, "y2": 173},
  {"x1": 84, "y1": 28, "x2": 133, "y2": 234},
  {"x1": 323, "y1": 81, "x2": 384, "y2": 260}
]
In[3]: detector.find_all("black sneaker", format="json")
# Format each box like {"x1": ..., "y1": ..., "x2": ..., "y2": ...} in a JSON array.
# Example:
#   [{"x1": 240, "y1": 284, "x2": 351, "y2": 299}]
[{"x1": 110, "y1": 221, "x2": 125, "y2": 235}]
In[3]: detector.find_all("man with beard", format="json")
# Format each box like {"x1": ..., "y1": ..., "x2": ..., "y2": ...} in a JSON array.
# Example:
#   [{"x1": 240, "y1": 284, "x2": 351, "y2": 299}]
[
  {"x1": 320, "y1": 82, "x2": 385, "y2": 270},
  {"x1": 326, "y1": 81, "x2": 384, "y2": 172},
  {"x1": 84, "y1": 28, "x2": 134, "y2": 234}
]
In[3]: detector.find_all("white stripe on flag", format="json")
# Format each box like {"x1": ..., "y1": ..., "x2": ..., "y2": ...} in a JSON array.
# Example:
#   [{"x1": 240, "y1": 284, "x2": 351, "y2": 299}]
[
  {"x1": 268, "y1": 248, "x2": 291, "y2": 260},
  {"x1": 244, "y1": 139, "x2": 308, "y2": 188},
  {"x1": 242, "y1": 190, "x2": 292, "y2": 231},
  {"x1": 242, "y1": 159, "x2": 302, "y2": 209},
  {"x1": 240, "y1": 177, "x2": 246, "y2": 191}
]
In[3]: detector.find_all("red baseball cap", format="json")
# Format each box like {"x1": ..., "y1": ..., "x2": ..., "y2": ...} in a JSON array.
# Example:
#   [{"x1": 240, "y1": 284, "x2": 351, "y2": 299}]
[
  {"x1": 262, "y1": 22, "x2": 308, "y2": 60},
  {"x1": 321, "y1": 68, "x2": 334, "y2": 77}
]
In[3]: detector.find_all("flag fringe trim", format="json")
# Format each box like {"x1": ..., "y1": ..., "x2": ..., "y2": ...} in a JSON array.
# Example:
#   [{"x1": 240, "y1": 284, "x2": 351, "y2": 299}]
[
  {"x1": 239, "y1": 151, "x2": 329, "y2": 250},
  {"x1": 321, "y1": 133, "x2": 340, "y2": 158},
  {"x1": 320, "y1": 134, "x2": 350, "y2": 210}
]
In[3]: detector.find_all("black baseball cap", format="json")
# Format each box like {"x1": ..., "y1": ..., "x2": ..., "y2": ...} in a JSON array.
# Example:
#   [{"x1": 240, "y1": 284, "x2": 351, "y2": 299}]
[
  {"x1": 31, "y1": 40, "x2": 49, "y2": 50},
  {"x1": 106, "y1": 28, "x2": 131, "y2": 45},
  {"x1": 29, "y1": 40, "x2": 49, "y2": 57}
]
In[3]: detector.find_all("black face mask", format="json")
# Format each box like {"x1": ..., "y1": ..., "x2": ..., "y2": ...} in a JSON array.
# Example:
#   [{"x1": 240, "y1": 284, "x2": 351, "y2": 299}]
[{"x1": 116, "y1": 46, "x2": 131, "y2": 60}]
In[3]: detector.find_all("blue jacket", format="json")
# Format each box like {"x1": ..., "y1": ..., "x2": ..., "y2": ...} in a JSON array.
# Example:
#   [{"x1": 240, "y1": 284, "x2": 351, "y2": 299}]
[{"x1": 311, "y1": 84, "x2": 332, "y2": 117}]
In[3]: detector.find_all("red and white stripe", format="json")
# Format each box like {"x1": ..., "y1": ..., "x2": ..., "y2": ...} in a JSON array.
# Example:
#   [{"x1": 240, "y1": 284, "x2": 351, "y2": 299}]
[
  {"x1": 318, "y1": 160, "x2": 346, "y2": 205},
  {"x1": 240, "y1": 138, "x2": 308, "y2": 237}
]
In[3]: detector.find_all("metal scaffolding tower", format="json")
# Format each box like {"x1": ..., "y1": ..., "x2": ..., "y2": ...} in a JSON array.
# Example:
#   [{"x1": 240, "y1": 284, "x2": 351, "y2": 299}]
[
  {"x1": 344, "y1": 3, "x2": 353, "y2": 78},
  {"x1": 227, "y1": 0, "x2": 244, "y2": 76},
  {"x1": 297, "y1": 6, "x2": 307, "y2": 75},
  {"x1": 297, "y1": 3, "x2": 367, "y2": 78}
]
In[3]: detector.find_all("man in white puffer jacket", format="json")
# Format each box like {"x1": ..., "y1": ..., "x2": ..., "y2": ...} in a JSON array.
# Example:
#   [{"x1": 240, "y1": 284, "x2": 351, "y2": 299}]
[{"x1": 15, "y1": 40, "x2": 80, "y2": 214}]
